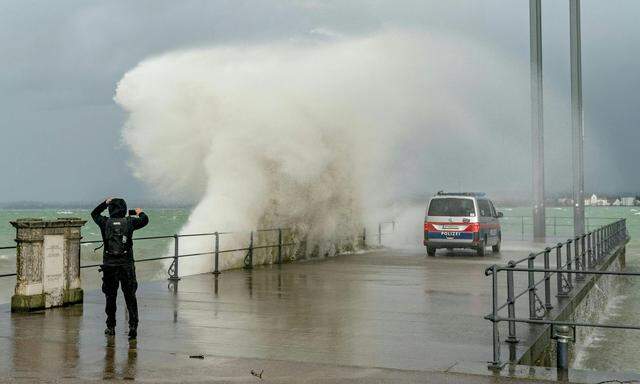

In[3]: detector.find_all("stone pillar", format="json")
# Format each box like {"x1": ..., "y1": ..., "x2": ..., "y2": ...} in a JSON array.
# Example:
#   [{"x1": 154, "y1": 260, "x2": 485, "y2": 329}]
[{"x1": 10, "y1": 218, "x2": 86, "y2": 312}]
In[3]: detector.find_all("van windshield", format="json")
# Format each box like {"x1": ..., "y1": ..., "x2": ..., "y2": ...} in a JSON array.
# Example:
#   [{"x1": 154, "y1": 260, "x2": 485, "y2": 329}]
[{"x1": 428, "y1": 198, "x2": 476, "y2": 217}]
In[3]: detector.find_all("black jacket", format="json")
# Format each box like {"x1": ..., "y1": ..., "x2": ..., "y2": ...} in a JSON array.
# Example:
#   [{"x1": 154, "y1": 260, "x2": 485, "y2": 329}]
[{"x1": 91, "y1": 199, "x2": 149, "y2": 266}]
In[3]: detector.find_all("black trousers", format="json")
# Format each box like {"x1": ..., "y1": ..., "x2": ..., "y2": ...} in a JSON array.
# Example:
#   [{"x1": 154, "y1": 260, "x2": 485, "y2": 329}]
[{"x1": 101, "y1": 264, "x2": 138, "y2": 328}]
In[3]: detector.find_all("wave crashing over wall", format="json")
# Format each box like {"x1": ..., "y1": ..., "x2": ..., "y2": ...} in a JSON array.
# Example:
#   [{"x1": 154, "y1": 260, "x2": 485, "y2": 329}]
[{"x1": 115, "y1": 29, "x2": 529, "y2": 275}]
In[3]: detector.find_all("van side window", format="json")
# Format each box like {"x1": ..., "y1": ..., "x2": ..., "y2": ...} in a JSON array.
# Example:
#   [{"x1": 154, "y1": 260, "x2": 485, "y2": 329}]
[
  {"x1": 478, "y1": 200, "x2": 492, "y2": 218},
  {"x1": 489, "y1": 201, "x2": 497, "y2": 217}
]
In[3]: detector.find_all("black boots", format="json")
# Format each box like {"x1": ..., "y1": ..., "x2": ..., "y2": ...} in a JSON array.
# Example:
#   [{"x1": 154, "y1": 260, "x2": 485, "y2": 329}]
[
  {"x1": 105, "y1": 325, "x2": 137, "y2": 339},
  {"x1": 128, "y1": 326, "x2": 137, "y2": 340}
]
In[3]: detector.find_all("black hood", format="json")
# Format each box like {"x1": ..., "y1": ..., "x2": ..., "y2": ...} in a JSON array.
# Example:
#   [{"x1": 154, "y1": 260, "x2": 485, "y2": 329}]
[{"x1": 108, "y1": 198, "x2": 127, "y2": 218}]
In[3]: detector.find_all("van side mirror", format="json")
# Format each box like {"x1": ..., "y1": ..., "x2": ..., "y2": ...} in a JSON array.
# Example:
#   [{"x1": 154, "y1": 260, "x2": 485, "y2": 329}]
[{"x1": 496, "y1": 212, "x2": 504, "y2": 218}]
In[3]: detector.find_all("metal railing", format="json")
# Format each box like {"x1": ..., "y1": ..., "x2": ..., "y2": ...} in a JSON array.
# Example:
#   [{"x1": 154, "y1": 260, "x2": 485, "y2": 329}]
[
  {"x1": 484, "y1": 218, "x2": 630, "y2": 369},
  {"x1": 0, "y1": 223, "x2": 395, "y2": 281}
]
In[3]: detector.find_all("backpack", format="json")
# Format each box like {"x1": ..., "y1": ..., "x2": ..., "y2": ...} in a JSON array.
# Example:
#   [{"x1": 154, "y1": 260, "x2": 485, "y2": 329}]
[{"x1": 104, "y1": 217, "x2": 131, "y2": 259}]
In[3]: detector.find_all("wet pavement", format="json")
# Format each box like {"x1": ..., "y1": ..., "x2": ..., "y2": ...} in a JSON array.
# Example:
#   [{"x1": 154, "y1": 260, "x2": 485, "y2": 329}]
[{"x1": 0, "y1": 242, "x2": 596, "y2": 382}]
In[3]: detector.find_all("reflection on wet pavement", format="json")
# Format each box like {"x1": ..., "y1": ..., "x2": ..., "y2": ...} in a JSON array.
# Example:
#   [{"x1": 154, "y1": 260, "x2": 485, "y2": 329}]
[{"x1": 0, "y1": 244, "x2": 543, "y2": 382}]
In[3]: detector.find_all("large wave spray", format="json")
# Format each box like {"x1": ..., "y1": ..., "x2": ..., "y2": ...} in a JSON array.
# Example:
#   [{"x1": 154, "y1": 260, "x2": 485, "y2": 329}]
[{"x1": 115, "y1": 30, "x2": 531, "y2": 275}]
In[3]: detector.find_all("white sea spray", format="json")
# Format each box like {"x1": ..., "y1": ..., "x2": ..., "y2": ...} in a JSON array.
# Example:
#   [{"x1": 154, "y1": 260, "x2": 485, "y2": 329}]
[{"x1": 115, "y1": 29, "x2": 533, "y2": 275}]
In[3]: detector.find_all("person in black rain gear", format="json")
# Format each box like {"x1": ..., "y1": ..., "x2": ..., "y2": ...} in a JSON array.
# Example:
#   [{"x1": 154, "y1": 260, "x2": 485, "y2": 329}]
[{"x1": 92, "y1": 197, "x2": 149, "y2": 339}]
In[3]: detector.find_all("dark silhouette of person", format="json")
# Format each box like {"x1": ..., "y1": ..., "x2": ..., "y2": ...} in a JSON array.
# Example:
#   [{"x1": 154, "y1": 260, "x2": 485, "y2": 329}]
[{"x1": 92, "y1": 197, "x2": 148, "y2": 339}]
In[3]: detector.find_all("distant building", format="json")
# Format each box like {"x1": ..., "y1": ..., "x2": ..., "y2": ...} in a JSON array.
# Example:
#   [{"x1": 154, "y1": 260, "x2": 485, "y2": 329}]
[
  {"x1": 621, "y1": 197, "x2": 636, "y2": 206},
  {"x1": 586, "y1": 194, "x2": 610, "y2": 206},
  {"x1": 612, "y1": 198, "x2": 622, "y2": 206}
]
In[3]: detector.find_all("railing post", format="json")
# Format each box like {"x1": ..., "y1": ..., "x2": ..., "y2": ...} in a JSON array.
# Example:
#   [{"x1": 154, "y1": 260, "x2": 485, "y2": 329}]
[
  {"x1": 593, "y1": 229, "x2": 597, "y2": 264},
  {"x1": 589, "y1": 231, "x2": 598, "y2": 268},
  {"x1": 168, "y1": 234, "x2": 180, "y2": 281},
  {"x1": 244, "y1": 231, "x2": 253, "y2": 270},
  {"x1": 581, "y1": 234, "x2": 587, "y2": 274},
  {"x1": 556, "y1": 243, "x2": 568, "y2": 298},
  {"x1": 363, "y1": 227, "x2": 367, "y2": 248},
  {"x1": 595, "y1": 228, "x2": 600, "y2": 263},
  {"x1": 587, "y1": 232, "x2": 593, "y2": 269},
  {"x1": 600, "y1": 227, "x2": 604, "y2": 262},
  {"x1": 566, "y1": 240, "x2": 573, "y2": 290},
  {"x1": 543, "y1": 248, "x2": 552, "y2": 310},
  {"x1": 213, "y1": 231, "x2": 220, "y2": 275},
  {"x1": 277, "y1": 228, "x2": 283, "y2": 265},
  {"x1": 575, "y1": 237, "x2": 584, "y2": 282},
  {"x1": 598, "y1": 228, "x2": 604, "y2": 261},
  {"x1": 489, "y1": 265, "x2": 502, "y2": 369},
  {"x1": 378, "y1": 223, "x2": 382, "y2": 247},
  {"x1": 528, "y1": 254, "x2": 541, "y2": 320},
  {"x1": 506, "y1": 261, "x2": 518, "y2": 344}
]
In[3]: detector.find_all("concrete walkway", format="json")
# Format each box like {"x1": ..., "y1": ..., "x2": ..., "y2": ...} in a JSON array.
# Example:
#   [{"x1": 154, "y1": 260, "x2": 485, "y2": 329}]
[{"x1": 0, "y1": 243, "x2": 627, "y2": 383}]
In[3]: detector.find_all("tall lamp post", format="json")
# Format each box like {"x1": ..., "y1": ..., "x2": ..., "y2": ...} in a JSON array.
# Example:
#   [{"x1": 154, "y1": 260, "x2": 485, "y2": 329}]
[
  {"x1": 530, "y1": 0, "x2": 546, "y2": 241},
  {"x1": 570, "y1": 0, "x2": 585, "y2": 236}
]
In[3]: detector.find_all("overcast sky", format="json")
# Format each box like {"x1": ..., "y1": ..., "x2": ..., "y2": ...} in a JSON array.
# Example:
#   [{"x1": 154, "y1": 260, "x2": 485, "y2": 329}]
[{"x1": 0, "y1": 0, "x2": 638, "y2": 203}]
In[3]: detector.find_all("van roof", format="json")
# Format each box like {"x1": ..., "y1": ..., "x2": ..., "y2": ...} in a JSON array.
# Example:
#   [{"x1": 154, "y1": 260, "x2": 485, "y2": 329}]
[{"x1": 435, "y1": 191, "x2": 486, "y2": 197}]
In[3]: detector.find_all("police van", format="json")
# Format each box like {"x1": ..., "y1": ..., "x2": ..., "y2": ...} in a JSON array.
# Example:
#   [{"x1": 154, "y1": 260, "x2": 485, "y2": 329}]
[{"x1": 423, "y1": 192, "x2": 503, "y2": 256}]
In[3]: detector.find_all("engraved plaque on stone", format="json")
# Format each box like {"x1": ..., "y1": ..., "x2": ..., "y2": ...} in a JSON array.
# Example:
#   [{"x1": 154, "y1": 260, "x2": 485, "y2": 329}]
[{"x1": 43, "y1": 234, "x2": 64, "y2": 307}]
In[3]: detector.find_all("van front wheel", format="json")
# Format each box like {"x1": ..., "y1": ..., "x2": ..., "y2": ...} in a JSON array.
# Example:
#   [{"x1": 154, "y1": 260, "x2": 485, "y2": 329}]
[{"x1": 426, "y1": 247, "x2": 436, "y2": 257}]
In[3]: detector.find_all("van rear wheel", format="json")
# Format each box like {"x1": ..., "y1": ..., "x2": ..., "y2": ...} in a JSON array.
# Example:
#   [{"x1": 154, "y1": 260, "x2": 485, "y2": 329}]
[
  {"x1": 426, "y1": 247, "x2": 436, "y2": 257},
  {"x1": 476, "y1": 239, "x2": 486, "y2": 256},
  {"x1": 492, "y1": 236, "x2": 501, "y2": 253}
]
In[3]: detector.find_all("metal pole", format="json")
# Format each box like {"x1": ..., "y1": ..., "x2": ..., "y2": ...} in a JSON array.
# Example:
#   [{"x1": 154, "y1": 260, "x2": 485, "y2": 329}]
[
  {"x1": 213, "y1": 232, "x2": 220, "y2": 275},
  {"x1": 522, "y1": 216, "x2": 525, "y2": 240},
  {"x1": 555, "y1": 325, "x2": 573, "y2": 371},
  {"x1": 570, "y1": 0, "x2": 585, "y2": 237},
  {"x1": 378, "y1": 223, "x2": 382, "y2": 247},
  {"x1": 530, "y1": 0, "x2": 546, "y2": 241}
]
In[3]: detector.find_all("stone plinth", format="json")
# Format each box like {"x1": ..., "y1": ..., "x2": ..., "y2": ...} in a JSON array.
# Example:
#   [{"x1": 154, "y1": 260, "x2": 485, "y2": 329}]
[{"x1": 10, "y1": 218, "x2": 86, "y2": 312}]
